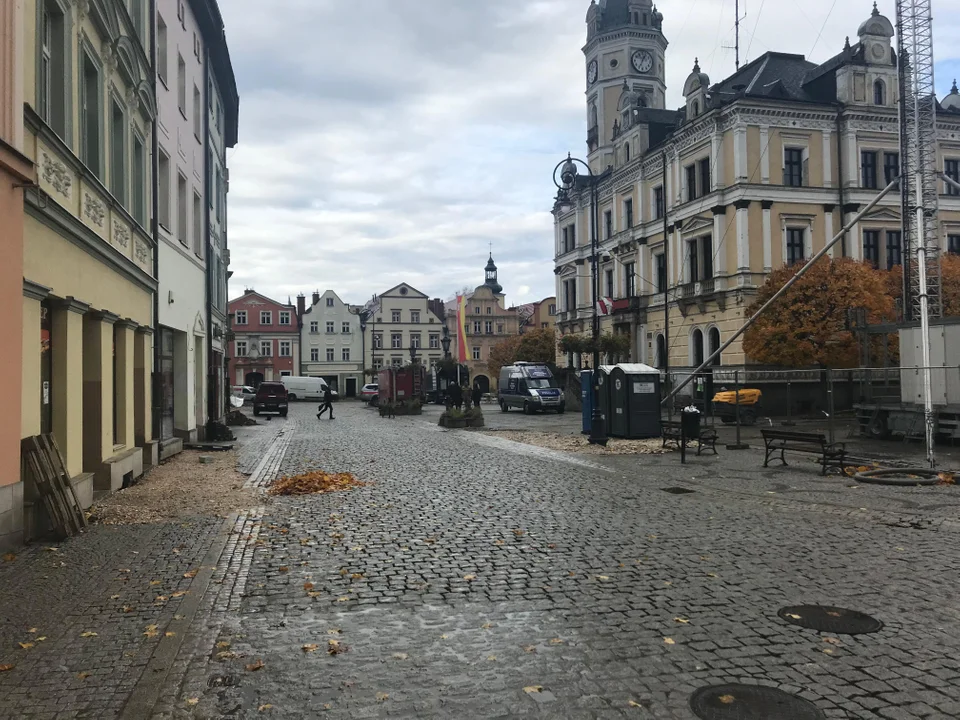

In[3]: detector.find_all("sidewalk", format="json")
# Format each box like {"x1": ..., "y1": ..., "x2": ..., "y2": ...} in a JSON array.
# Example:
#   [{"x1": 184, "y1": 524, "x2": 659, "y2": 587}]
[{"x1": 0, "y1": 422, "x2": 278, "y2": 720}]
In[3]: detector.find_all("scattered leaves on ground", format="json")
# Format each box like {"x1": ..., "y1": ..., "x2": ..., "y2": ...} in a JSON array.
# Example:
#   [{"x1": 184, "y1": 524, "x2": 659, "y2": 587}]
[
  {"x1": 216, "y1": 641, "x2": 231, "y2": 649},
  {"x1": 513, "y1": 530, "x2": 525, "y2": 537},
  {"x1": 440, "y1": 634, "x2": 448, "y2": 640},
  {"x1": 2, "y1": 553, "x2": 16, "y2": 562},
  {"x1": 786, "y1": 613, "x2": 802, "y2": 620},
  {"x1": 258, "y1": 705, "x2": 273, "y2": 712},
  {"x1": 278, "y1": 566, "x2": 289, "y2": 573},
  {"x1": 481, "y1": 623, "x2": 493, "y2": 630},
  {"x1": 186, "y1": 698, "x2": 199, "y2": 706},
  {"x1": 245, "y1": 659, "x2": 265, "y2": 672},
  {"x1": 463, "y1": 575, "x2": 476, "y2": 581},
  {"x1": 0, "y1": 664, "x2": 13, "y2": 672},
  {"x1": 269, "y1": 471, "x2": 367, "y2": 496},
  {"x1": 302, "y1": 644, "x2": 319, "y2": 653},
  {"x1": 823, "y1": 637, "x2": 843, "y2": 645},
  {"x1": 938, "y1": 472, "x2": 955, "y2": 485},
  {"x1": 523, "y1": 686, "x2": 543, "y2": 694},
  {"x1": 27, "y1": 628, "x2": 37, "y2": 634},
  {"x1": 17, "y1": 642, "x2": 33, "y2": 650},
  {"x1": 376, "y1": 692, "x2": 389, "y2": 703},
  {"x1": 549, "y1": 638, "x2": 563, "y2": 645},
  {"x1": 80, "y1": 631, "x2": 98, "y2": 638},
  {"x1": 165, "y1": 632, "x2": 176, "y2": 637},
  {"x1": 628, "y1": 700, "x2": 642, "y2": 707},
  {"x1": 217, "y1": 651, "x2": 238, "y2": 660},
  {"x1": 673, "y1": 617, "x2": 690, "y2": 624},
  {"x1": 303, "y1": 582, "x2": 315, "y2": 591},
  {"x1": 663, "y1": 637, "x2": 675, "y2": 645},
  {"x1": 144, "y1": 624, "x2": 159, "y2": 638},
  {"x1": 327, "y1": 640, "x2": 348, "y2": 656},
  {"x1": 522, "y1": 645, "x2": 536, "y2": 653},
  {"x1": 183, "y1": 569, "x2": 198, "y2": 578},
  {"x1": 595, "y1": 575, "x2": 610, "y2": 581},
  {"x1": 718, "y1": 694, "x2": 735, "y2": 704},
  {"x1": 392, "y1": 652, "x2": 408, "y2": 660},
  {"x1": 76, "y1": 671, "x2": 91, "y2": 679}
]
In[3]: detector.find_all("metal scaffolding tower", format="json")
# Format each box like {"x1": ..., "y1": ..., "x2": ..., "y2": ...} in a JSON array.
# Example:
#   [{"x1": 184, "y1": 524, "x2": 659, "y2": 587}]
[{"x1": 896, "y1": 0, "x2": 940, "y2": 465}]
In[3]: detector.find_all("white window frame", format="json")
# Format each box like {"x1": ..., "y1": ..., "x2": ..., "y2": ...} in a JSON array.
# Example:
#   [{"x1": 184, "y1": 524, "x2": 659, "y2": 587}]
[
  {"x1": 326, "y1": 297, "x2": 335, "y2": 307},
  {"x1": 310, "y1": 321, "x2": 318, "y2": 333},
  {"x1": 781, "y1": 215, "x2": 815, "y2": 265},
  {"x1": 260, "y1": 311, "x2": 272, "y2": 325},
  {"x1": 235, "y1": 310, "x2": 247, "y2": 325},
  {"x1": 235, "y1": 340, "x2": 247, "y2": 357},
  {"x1": 310, "y1": 347, "x2": 319, "y2": 362},
  {"x1": 342, "y1": 348, "x2": 350, "y2": 362},
  {"x1": 411, "y1": 310, "x2": 420, "y2": 323},
  {"x1": 326, "y1": 347, "x2": 335, "y2": 362},
  {"x1": 259, "y1": 341, "x2": 272, "y2": 357},
  {"x1": 156, "y1": 12, "x2": 168, "y2": 86},
  {"x1": 279, "y1": 311, "x2": 291, "y2": 326},
  {"x1": 391, "y1": 310, "x2": 402, "y2": 323},
  {"x1": 472, "y1": 347, "x2": 481, "y2": 360},
  {"x1": 391, "y1": 333, "x2": 402, "y2": 349},
  {"x1": 341, "y1": 322, "x2": 350, "y2": 334},
  {"x1": 429, "y1": 334, "x2": 439, "y2": 349},
  {"x1": 326, "y1": 321, "x2": 335, "y2": 334},
  {"x1": 279, "y1": 341, "x2": 291, "y2": 357}
]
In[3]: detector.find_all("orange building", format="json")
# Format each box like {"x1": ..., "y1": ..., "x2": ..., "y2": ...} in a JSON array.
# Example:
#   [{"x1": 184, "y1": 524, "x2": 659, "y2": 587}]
[{"x1": 0, "y1": 1, "x2": 34, "y2": 550}]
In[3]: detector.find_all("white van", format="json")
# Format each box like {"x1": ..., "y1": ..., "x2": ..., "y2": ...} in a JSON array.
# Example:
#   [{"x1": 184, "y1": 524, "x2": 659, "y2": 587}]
[{"x1": 280, "y1": 376, "x2": 328, "y2": 401}]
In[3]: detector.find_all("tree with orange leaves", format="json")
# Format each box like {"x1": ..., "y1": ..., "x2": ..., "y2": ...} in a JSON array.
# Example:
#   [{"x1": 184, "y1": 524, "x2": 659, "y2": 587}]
[
  {"x1": 743, "y1": 258, "x2": 896, "y2": 368},
  {"x1": 886, "y1": 253, "x2": 960, "y2": 317}
]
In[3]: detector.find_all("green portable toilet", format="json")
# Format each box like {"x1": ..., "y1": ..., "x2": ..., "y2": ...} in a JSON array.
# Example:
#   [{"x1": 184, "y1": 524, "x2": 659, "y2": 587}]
[
  {"x1": 619, "y1": 364, "x2": 662, "y2": 439},
  {"x1": 609, "y1": 366, "x2": 631, "y2": 438}
]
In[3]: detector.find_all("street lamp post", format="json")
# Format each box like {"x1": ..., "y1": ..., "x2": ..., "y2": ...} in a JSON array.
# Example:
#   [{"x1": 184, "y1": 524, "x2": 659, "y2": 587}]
[{"x1": 554, "y1": 153, "x2": 607, "y2": 446}]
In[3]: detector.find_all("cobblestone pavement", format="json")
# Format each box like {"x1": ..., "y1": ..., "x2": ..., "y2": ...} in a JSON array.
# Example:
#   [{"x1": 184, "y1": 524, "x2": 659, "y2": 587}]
[
  {"x1": 0, "y1": 420, "x2": 280, "y2": 720},
  {"x1": 160, "y1": 402, "x2": 960, "y2": 719}
]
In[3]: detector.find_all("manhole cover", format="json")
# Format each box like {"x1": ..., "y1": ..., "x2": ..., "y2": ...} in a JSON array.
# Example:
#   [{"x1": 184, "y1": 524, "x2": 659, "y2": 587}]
[
  {"x1": 778, "y1": 605, "x2": 883, "y2": 635},
  {"x1": 207, "y1": 674, "x2": 238, "y2": 688},
  {"x1": 662, "y1": 486, "x2": 696, "y2": 494},
  {"x1": 690, "y1": 684, "x2": 825, "y2": 720}
]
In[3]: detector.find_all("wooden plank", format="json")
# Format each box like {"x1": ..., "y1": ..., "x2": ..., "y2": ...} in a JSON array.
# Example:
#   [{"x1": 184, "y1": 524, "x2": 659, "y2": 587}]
[
  {"x1": 31, "y1": 436, "x2": 80, "y2": 536},
  {"x1": 45, "y1": 434, "x2": 88, "y2": 529},
  {"x1": 22, "y1": 445, "x2": 69, "y2": 540}
]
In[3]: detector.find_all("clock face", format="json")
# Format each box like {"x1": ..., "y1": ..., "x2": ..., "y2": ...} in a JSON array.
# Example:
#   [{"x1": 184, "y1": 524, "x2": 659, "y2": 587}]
[
  {"x1": 587, "y1": 60, "x2": 598, "y2": 85},
  {"x1": 632, "y1": 50, "x2": 654, "y2": 73}
]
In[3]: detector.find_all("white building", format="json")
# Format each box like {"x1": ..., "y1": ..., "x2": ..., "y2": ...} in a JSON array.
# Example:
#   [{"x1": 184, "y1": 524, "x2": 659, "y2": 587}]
[
  {"x1": 201, "y1": 1, "x2": 238, "y2": 424},
  {"x1": 366, "y1": 284, "x2": 445, "y2": 372},
  {"x1": 155, "y1": 0, "x2": 209, "y2": 446},
  {"x1": 298, "y1": 291, "x2": 365, "y2": 397}
]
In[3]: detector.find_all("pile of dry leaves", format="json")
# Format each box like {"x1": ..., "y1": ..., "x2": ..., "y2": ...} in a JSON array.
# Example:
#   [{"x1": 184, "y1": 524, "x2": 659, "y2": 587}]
[
  {"x1": 269, "y1": 471, "x2": 367, "y2": 496},
  {"x1": 483, "y1": 430, "x2": 667, "y2": 456}
]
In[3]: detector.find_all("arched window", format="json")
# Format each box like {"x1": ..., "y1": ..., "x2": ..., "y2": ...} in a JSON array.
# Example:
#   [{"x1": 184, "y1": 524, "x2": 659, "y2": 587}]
[
  {"x1": 708, "y1": 327, "x2": 721, "y2": 366},
  {"x1": 874, "y1": 79, "x2": 886, "y2": 106},
  {"x1": 692, "y1": 329, "x2": 705, "y2": 366},
  {"x1": 624, "y1": 142, "x2": 631, "y2": 162},
  {"x1": 692, "y1": 100, "x2": 700, "y2": 117},
  {"x1": 655, "y1": 334, "x2": 666, "y2": 369}
]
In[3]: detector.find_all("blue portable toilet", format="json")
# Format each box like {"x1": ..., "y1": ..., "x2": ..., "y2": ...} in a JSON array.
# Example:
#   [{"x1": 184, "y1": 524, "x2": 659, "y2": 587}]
[{"x1": 581, "y1": 370, "x2": 593, "y2": 434}]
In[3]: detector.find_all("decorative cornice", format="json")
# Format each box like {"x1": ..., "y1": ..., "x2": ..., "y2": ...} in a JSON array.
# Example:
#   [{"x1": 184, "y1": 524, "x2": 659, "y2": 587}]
[
  {"x1": 823, "y1": 203, "x2": 836, "y2": 212},
  {"x1": 711, "y1": 204, "x2": 726, "y2": 216},
  {"x1": 92, "y1": 310, "x2": 121, "y2": 324},
  {"x1": 116, "y1": 318, "x2": 140, "y2": 330},
  {"x1": 761, "y1": 200, "x2": 774, "y2": 210},
  {"x1": 734, "y1": 199, "x2": 752, "y2": 210},
  {"x1": 59, "y1": 296, "x2": 92, "y2": 314},
  {"x1": 23, "y1": 280, "x2": 52, "y2": 301}
]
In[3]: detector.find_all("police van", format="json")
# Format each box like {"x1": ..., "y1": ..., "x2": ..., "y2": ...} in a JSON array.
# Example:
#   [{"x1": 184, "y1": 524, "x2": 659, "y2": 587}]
[{"x1": 498, "y1": 363, "x2": 565, "y2": 414}]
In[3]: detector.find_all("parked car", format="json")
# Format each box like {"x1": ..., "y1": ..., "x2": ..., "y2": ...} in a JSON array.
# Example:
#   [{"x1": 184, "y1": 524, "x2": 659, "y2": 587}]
[
  {"x1": 253, "y1": 382, "x2": 289, "y2": 417},
  {"x1": 232, "y1": 385, "x2": 256, "y2": 402},
  {"x1": 360, "y1": 383, "x2": 379, "y2": 402}
]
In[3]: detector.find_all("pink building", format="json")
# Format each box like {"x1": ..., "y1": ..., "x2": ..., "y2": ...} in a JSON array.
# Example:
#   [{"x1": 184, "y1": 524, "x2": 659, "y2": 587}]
[
  {"x1": 228, "y1": 291, "x2": 300, "y2": 386},
  {"x1": 1, "y1": 1, "x2": 34, "y2": 549}
]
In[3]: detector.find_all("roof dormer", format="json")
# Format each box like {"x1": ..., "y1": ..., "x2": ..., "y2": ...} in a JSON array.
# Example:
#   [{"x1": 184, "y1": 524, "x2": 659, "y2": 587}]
[{"x1": 683, "y1": 58, "x2": 710, "y2": 121}]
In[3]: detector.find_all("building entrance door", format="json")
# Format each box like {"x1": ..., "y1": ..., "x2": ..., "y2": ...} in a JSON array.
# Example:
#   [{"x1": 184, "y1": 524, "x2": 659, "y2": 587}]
[
  {"x1": 159, "y1": 328, "x2": 175, "y2": 440},
  {"x1": 345, "y1": 378, "x2": 357, "y2": 397}
]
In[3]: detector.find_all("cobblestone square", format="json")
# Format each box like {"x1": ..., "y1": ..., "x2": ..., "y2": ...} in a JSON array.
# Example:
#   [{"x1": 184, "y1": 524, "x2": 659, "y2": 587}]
[{"x1": 2, "y1": 402, "x2": 960, "y2": 719}]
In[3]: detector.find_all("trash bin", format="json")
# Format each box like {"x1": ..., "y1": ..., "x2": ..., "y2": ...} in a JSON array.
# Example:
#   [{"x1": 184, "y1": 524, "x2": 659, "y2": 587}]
[
  {"x1": 580, "y1": 370, "x2": 593, "y2": 434},
  {"x1": 680, "y1": 406, "x2": 701, "y2": 439}
]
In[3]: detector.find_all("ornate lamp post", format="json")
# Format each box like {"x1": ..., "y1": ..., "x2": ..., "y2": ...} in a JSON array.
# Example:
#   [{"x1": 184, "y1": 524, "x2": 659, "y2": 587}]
[
  {"x1": 441, "y1": 325, "x2": 452, "y2": 359},
  {"x1": 553, "y1": 153, "x2": 607, "y2": 446}
]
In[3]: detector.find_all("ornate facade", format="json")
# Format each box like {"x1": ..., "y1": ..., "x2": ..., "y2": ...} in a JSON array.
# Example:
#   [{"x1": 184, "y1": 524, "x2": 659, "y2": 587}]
[
  {"x1": 555, "y1": 1, "x2": 960, "y2": 369},
  {"x1": 21, "y1": 0, "x2": 158, "y2": 519}
]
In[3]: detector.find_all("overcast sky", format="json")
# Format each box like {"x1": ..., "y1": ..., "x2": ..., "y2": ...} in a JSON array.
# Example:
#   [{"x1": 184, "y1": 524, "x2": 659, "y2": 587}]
[{"x1": 220, "y1": 0, "x2": 960, "y2": 308}]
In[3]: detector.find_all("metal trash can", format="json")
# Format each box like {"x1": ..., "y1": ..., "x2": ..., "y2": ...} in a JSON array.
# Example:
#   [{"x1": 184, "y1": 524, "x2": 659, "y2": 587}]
[{"x1": 680, "y1": 406, "x2": 701, "y2": 439}]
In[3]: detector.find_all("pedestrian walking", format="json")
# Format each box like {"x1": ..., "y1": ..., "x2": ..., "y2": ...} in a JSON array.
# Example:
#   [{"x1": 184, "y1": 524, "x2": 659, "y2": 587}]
[
  {"x1": 472, "y1": 383, "x2": 482, "y2": 409},
  {"x1": 449, "y1": 383, "x2": 462, "y2": 411},
  {"x1": 317, "y1": 385, "x2": 334, "y2": 420}
]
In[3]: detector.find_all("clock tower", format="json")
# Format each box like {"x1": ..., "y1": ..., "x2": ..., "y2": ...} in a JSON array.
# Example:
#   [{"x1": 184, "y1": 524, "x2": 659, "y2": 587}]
[{"x1": 584, "y1": 0, "x2": 668, "y2": 170}]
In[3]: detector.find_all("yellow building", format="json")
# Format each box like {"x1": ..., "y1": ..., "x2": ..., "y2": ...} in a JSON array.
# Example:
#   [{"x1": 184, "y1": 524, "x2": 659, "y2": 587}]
[
  {"x1": 555, "y1": 1, "x2": 960, "y2": 369},
  {"x1": 448, "y1": 255, "x2": 522, "y2": 393},
  {"x1": 20, "y1": 0, "x2": 157, "y2": 520}
]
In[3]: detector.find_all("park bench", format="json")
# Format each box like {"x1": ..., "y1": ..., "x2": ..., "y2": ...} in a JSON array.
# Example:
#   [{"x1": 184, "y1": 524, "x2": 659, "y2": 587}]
[
  {"x1": 761, "y1": 429, "x2": 847, "y2": 476},
  {"x1": 660, "y1": 420, "x2": 718, "y2": 456}
]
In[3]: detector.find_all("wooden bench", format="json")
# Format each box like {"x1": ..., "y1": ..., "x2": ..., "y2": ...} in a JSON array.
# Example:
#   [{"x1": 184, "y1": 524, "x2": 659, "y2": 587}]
[
  {"x1": 761, "y1": 429, "x2": 846, "y2": 476},
  {"x1": 660, "y1": 420, "x2": 718, "y2": 456}
]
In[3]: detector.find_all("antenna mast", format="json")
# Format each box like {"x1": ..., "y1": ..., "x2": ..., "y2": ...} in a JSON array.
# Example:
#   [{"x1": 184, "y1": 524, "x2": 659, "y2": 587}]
[
  {"x1": 897, "y1": 0, "x2": 940, "y2": 467},
  {"x1": 735, "y1": 0, "x2": 740, "y2": 70}
]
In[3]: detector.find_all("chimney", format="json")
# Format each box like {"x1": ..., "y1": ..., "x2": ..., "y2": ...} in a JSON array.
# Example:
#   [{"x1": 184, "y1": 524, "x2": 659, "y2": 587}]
[
  {"x1": 312, "y1": 290, "x2": 321, "y2": 306},
  {"x1": 296, "y1": 293, "x2": 306, "y2": 320}
]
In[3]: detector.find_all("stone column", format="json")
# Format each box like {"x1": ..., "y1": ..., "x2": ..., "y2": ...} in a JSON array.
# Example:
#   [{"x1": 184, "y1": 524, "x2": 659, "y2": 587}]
[
  {"x1": 82, "y1": 311, "x2": 118, "y2": 474},
  {"x1": 115, "y1": 320, "x2": 137, "y2": 449},
  {"x1": 759, "y1": 126, "x2": 770, "y2": 184},
  {"x1": 52, "y1": 297, "x2": 89, "y2": 478},
  {"x1": 21, "y1": 283, "x2": 49, "y2": 442},
  {"x1": 135, "y1": 327, "x2": 153, "y2": 449},
  {"x1": 735, "y1": 201, "x2": 751, "y2": 272},
  {"x1": 761, "y1": 201, "x2": 773, "y2": 272}
]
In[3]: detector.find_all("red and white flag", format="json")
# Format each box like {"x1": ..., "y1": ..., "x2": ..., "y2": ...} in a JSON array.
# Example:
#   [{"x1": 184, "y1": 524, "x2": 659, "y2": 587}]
[{"x1": 596, "y1": 297, "x2": 614, "y2": 315}]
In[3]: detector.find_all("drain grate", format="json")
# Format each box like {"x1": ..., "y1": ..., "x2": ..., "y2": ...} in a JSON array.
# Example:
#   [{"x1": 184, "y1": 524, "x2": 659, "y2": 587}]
[
  {"x1": 690, "y1": 684, "x2": 825, "y2": 720},
  {"x1": 778, "y1": 605, "x2": 883, "y2": 635},
  {"x1": 662, "y1": 486, "x2": 696, "y2": 494}
]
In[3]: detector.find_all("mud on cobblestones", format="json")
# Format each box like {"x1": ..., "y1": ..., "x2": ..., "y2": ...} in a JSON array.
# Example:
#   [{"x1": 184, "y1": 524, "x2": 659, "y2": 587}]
[{"x1": 173, "y1": 404, "x2": 960, "y2": 719}]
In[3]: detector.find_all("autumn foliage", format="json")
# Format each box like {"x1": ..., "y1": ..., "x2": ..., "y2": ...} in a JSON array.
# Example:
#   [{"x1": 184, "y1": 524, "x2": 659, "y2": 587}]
[
  {"x1": 885, "y1": 253, "x2": 960, "y2": 318},
  {"x1": 487, "y1": 328, "x2": 558, "y2": 380},
  {"x1": 743, "y1": 258, "x2": 896, "y2": 368}
]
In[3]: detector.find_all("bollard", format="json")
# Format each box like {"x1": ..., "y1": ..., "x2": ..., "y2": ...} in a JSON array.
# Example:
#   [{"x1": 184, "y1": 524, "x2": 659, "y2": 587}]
[{"x1": 827, "y1": 369, "x2": 835, "y2": 445}]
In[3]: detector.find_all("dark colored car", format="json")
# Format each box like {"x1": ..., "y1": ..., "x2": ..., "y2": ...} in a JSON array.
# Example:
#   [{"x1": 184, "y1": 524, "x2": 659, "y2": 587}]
[{"x1": 253, "y1": 382, "x2": 289, "y2": 417}]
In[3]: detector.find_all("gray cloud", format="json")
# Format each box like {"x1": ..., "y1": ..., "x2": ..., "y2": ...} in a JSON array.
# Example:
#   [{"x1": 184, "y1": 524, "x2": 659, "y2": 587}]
[{"x1": 222, "y1": 0, "x2": 960, "y2": 307}]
